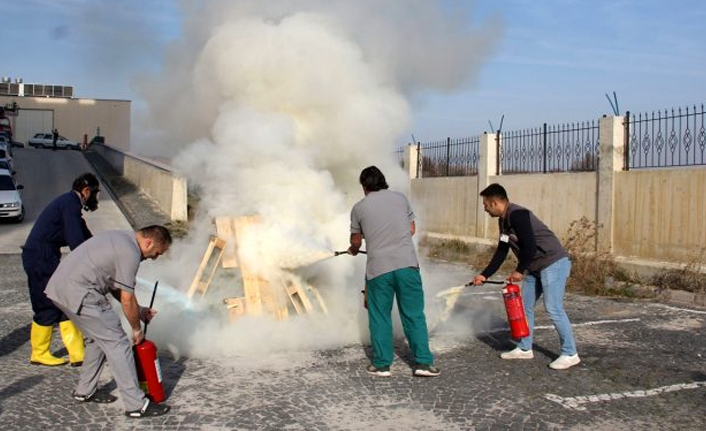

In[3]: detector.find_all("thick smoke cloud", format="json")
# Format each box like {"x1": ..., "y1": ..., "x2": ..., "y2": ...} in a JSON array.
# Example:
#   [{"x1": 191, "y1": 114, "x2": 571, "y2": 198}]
[{"x1": 133, "y1": 0, "x2": 501, "y2": 358}]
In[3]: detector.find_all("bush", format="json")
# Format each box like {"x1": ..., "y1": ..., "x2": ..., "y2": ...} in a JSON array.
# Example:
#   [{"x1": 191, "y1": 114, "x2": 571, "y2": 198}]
[
  {"x1": 649, "y1": 252, "x2": 706, "y2": 294},
  {"x1": 563, "y1": 217, "x2": 637, "y2": 296}
]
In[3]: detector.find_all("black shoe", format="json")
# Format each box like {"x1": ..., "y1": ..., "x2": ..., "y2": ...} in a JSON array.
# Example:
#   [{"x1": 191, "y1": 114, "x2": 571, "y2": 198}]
[
  {"x1": 72, "y1": 389, "x2": 117, "y2": 403},
  {"x1": 366, "y1": 364, "x2": 391, "y2": 377},
  {"x1": 413, "y1": 363, "x2": 441, "y2": 377},
  {"x1": 70, "y1": 361, "x2": 83, "y2": 367},
  {"x1": 125, "y1": 399, "x2": 171, "y2": 418}
]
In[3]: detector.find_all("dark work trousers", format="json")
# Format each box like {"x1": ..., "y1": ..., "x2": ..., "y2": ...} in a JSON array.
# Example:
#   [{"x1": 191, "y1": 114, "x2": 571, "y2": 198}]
[{"x1": 22, "y1": 247, "x2": 67, "y2": 326}]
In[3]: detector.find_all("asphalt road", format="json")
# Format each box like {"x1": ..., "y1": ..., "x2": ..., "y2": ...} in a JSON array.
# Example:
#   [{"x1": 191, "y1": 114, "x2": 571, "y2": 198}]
[{"x1": 0, "y1": 147, "x2": 131, "y2": 253}]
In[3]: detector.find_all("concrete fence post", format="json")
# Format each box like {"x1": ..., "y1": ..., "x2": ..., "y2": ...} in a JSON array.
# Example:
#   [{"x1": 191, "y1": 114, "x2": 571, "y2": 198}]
[
  {"x1": 476, "y1": 132, "x2": 501, "y2": 238},
  {"x1": 597, "y1": 115, "x2": 626, "y2": 252},
  {"x1": 404, "y1": 143, "x2": 420, "y2": 179}
]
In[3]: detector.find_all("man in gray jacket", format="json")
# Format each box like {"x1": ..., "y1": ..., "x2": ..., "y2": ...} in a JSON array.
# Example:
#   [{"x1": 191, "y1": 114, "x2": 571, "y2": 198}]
[
  {"x1": 473, "y1": 183, "x2": 580, "y2": 370},
  {"x1": 46, "y1": 225, "x2": 173, "y2": 417}
]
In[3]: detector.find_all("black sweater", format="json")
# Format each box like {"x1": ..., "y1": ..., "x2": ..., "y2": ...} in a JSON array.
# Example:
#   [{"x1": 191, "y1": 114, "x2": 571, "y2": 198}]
[{"x1": 481, "y1": 203, "x2": 569, "y2": 277}]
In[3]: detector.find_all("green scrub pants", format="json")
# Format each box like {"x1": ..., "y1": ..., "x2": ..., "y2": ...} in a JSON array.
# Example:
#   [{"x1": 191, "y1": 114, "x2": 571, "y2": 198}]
[{"x1": 366, "y1": 267, "x2": 434, "y2": 367}]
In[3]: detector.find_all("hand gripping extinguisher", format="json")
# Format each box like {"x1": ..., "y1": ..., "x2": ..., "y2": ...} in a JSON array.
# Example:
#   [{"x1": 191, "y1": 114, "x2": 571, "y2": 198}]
[
  {"x1": 133, "y1": 281, "x2": 166, "y2": 402},
  {"x1": 502, "y1": 283, "x2": 530, "y2": 339}
]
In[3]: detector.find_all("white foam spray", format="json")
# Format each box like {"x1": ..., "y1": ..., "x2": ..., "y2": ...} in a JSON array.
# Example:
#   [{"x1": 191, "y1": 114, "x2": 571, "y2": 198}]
[{"x1": 131, "y1": 0, "x2": 502, "y2": 359}]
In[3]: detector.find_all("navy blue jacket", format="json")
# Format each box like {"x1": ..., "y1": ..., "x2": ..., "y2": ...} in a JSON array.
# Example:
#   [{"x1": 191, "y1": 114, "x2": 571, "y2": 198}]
[{"x1": 23, "y1": 191, "x2": 92, "y2": 261}]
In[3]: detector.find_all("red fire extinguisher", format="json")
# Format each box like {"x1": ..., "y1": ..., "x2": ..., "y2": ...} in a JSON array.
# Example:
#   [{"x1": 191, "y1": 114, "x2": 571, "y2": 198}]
[
  {"x1": 503, "y1": 283, "x2": 530, "y2": 339},
  {"x1": 134, "y1": 281, "x2": 166, "y2": 403}
]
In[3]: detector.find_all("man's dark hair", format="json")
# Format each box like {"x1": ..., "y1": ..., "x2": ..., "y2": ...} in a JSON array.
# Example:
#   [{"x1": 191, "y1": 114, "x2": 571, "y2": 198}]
[
  {"x1": 139, "y1": 225, "x2": 172, "y2": 246},
  {"x1": 359, "y1": 166, "x2": 389, "y2": 192},
  {"x1": 480, "y1": 183, "x2": 508, "y2": 200},
  {"x1": 72, "y1": 173, "x2": 99, "y2": 193}
]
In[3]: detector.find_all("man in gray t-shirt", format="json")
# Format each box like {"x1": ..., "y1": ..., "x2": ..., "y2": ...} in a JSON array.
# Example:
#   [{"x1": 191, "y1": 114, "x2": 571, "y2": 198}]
[
  {"x1": 45, "y1": 225, "x2": 173, "y2": 418},
  {"x1": 348, "y1": 166, "x2": 439, "y2": 378}
]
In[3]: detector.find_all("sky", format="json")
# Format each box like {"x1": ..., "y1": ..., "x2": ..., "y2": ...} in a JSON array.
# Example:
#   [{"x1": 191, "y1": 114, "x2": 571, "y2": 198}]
[{"x1": 1, "y1": 0, "x2": 705, "y2": 145}]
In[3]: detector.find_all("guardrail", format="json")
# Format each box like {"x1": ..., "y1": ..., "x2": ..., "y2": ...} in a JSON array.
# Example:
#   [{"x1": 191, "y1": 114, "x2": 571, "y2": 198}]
[{"x1": 90, "y1": 143, "x2": 188, "y2": 221}]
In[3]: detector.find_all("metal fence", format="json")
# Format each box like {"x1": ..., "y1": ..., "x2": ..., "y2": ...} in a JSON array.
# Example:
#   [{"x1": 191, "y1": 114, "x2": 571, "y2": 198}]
[
  {"x1": 395, "y1": 146, "x2": 405, "y2": 168},
  {"x1": 414, "y1": 136, "x2": 480, "y2": 178},
  {"x1": 501, "y1": 121, "x2": 599, "y2": 174},
  {"x1": 394, "y1": 101, "x2": 704, "y2": 178},
  {"x1": 625, "y1": 104, "x2": 706, "y2": 169}
]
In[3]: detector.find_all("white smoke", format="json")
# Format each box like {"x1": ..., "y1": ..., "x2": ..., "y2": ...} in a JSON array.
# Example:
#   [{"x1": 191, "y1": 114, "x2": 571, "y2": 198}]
[{"x1": 132, "y1": 0, "x2": 501, "y2": 359}]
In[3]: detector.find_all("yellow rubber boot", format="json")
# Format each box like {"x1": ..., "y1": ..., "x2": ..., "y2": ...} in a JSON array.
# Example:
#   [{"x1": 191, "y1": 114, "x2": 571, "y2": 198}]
[
  {"x1": 59, "y1": 320, "x2": 85, "y2": 367},
  {"x1": 30, "y1": 322, "x2": 68, "y2": 366}
]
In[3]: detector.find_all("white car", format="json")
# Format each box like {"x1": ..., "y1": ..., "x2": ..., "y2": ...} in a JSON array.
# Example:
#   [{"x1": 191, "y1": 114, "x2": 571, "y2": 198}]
[
  {"x1": 27, "y1": 133, "x2": 80, "y2": 150},
  {"x1": 0, "y1": 146, "x2": 13, "y2": 171},
  {"x1": 0, "y1": 168, "x2": 24, "y2": 222},
  {"x1": 0, "y1": 159, "x2": 14, "y2": 175}
]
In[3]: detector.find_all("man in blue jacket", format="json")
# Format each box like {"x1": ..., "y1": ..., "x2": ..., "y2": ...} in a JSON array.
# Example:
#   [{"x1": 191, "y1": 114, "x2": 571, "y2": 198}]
[{"x1": 22, "y1": 172, "x2": 101, "y2": 366}]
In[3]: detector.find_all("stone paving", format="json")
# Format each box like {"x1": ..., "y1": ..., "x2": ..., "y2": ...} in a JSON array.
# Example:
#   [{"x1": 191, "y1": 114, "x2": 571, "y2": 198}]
[
  {"x1": 2, "y1": 153, "x2": 706, "y2": 430},
  {"x1": 2, "y1": 251, "x2": 706, "y2": 430}
]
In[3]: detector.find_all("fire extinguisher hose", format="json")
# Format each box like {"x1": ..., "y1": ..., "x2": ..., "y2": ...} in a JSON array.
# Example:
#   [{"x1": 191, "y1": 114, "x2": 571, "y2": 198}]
[{"x1": 143, "y1": 280, "x2": 158, "y2": 338}]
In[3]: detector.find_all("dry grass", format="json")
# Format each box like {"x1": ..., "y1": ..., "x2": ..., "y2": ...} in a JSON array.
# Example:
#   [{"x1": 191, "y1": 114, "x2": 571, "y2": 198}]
[
  {"x1": 563, "y1": 217, "x2": 640, "y2": 296},
  {"x1": 649, "y1": 251, "x2": 706, "y2": 294},
  {"x1": 419, "y1": 236, "x2": 517, "y2": 274}
]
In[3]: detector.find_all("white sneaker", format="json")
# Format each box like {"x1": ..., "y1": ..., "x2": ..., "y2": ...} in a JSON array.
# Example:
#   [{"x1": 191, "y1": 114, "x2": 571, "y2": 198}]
[
  {"x1": 500, "y1": 347, "x2": 534, "y2": 359},
  {"x1": 549, "y1": 354, "x2": 581, "y2": 370}
]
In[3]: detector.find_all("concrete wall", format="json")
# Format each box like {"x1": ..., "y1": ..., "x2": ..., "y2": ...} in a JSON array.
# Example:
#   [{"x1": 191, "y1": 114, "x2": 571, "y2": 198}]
[
  {"x1": 410, "y1": 172, "x2": 597, "y2": 242},
  {"x1": 406, "y1": 116, "x2": 705, "y2": 265},
  {"x1": 411, "y1": 176, "x2": 478, "y2": 237},
  {"x1": 93, "y1": 143, "x2": 188, "y2": 221},
  {"x1": 0, "y1": 95, "x2": 131, "y2": 151},
  {"x1": 614, "y1": 168, "x2": 706, "y2": 261},
  {"x1": 484, "y1": 172, "x2": 597, "y2": 241}
]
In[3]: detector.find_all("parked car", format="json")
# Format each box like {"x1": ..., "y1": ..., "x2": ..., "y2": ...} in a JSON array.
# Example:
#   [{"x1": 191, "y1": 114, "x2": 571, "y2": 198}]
[
  {"x1": 27, "y1": 133, "x2": 80, "y2": 150},
  {"x1": 0, "y1": 132, "x2": 22, "y2": 148},
  {"x1": 0, "y1": 168, "x2": 24, "y2": 222},
  {"x1": 0, "y1": 136, "x2": 12, "y2": 155},
  {"x1": 0, "y1": 147, "x2": 13, "y2": 171},
  {"x1": 0, "y1": 160, "x2": 15, "y2": 175}
]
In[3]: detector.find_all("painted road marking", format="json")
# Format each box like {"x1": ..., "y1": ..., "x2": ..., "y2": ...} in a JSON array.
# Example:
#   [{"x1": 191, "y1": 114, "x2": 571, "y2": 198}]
[
  {"x1": 656, "y1": 304, "x2": 706, "y2": 315},
  {"x1": 478, "y1": 318, "x2": 641, "y2": 335},
  {"x1": 545, "y1": 381, "x2": 706, "y2": 411},
  {"x1": 535, "y1": 318, "x2": 641, "y2": 330}
]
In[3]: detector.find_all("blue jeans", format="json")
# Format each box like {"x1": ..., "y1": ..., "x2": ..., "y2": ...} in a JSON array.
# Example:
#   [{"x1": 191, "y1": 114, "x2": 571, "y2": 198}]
[{"x1": 518, "y1": 257, "x2": 577, "y2": 355}]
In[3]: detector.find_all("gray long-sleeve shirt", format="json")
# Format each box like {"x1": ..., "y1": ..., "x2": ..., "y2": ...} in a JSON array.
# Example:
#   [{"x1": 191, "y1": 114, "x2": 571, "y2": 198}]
[{"x1": 45, "y1": 230, "x2": 141, "y2": 314}]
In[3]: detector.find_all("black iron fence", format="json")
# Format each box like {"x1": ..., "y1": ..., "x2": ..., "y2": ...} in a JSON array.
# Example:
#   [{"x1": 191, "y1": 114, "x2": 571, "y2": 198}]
[
  {"x1": 625, "y1": 104, "x2": 706, "y2": 169},
  {"x1": 414, "y1": 136, "x2": 480, "y2": 178},
  {"x1": 394, "y1": 101, "x2": 704, "y2": 178},
  {"x1": 395, "y1": 146, "x2": 405, "y2": 168},
  {"x1": 501, "y1": 121, "x2": 599, "y2": 174}
]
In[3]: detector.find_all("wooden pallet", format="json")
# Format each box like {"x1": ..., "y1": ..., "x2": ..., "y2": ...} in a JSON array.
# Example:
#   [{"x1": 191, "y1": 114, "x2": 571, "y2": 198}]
[
  {"x1": 188, "y1": 216, "x2": 327, "y2": 321},
  {"x1": 187, "y1": 235, "x2": 226, "y2": 299}
]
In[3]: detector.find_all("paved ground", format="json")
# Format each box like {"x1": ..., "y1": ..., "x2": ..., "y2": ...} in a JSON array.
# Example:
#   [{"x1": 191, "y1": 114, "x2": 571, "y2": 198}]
[
  {"x1": 1, "y1": 150, "x2": 705, "y2": 430},
  {"x1": 1, "y1": 250, "x2": 705, "y2": 430}
]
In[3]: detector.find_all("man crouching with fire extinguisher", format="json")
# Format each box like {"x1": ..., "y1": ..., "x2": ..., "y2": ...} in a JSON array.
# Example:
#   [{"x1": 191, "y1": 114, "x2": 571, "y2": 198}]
[
  {"x1": 472, "y1": 184, "x2": 580, "y2": 370},
  {"x1": 45, "y1": 225, "x2": 172, "y2": 417}
]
